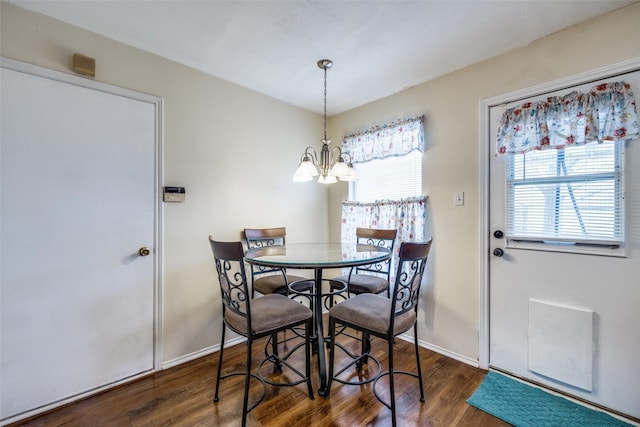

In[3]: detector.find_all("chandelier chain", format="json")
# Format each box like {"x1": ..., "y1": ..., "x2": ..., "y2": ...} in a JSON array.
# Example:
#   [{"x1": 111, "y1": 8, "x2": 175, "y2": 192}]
[{"x1": 323, "y1": 64, "x2": 328, "y2": 141}]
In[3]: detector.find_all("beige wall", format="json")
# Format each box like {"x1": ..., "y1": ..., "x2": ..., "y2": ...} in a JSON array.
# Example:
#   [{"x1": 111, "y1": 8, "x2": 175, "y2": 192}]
[
  {"x1": 0, "y1": 2, "x2": 328, "y2": 364},
  {"x1": 328, "y1": 2, "x2": 640, "y2": 362}
]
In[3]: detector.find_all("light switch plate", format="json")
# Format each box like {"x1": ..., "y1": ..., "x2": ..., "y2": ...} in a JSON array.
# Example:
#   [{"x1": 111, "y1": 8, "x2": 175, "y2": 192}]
[{"x1": 454, "y1": 191, "x2": 464, "y2": 206}]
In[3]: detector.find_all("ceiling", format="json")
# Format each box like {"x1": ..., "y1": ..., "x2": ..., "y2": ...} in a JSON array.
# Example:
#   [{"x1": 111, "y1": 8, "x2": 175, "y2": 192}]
[{"x1": 8, "y1": 0, "x2": 636, "y2": 115}]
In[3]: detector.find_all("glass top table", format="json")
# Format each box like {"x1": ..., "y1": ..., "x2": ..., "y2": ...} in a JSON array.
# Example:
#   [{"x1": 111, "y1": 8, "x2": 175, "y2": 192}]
[
  {"x1": 244, "y1": 242, "x2": 391, "y2": 396},
  {"x1": 245, "y1": 242, "x2": 391, "y2": 269}
]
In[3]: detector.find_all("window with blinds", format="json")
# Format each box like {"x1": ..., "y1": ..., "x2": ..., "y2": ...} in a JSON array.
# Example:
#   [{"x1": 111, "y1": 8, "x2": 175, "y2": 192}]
[
  {"x1": 506, "y1": 140, "x2": 624, "y2": 245},
  {"x1": 351, "y1": 150, "x2": 422, "y2": 203}
]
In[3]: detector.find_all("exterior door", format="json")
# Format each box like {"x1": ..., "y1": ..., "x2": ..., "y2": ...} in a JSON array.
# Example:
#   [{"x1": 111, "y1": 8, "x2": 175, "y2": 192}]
[
  {"x1": 1, "y1": 60, "x2": 159, "y2": 421},
  {"x1": 488, "y1": 67, "x2": 640, "y2": 419}
]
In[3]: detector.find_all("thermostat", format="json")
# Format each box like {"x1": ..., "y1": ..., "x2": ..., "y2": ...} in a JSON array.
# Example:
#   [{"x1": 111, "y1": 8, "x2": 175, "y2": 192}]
[{"x1": 163, "y1": 186, "x2": 185, "y2": 202}]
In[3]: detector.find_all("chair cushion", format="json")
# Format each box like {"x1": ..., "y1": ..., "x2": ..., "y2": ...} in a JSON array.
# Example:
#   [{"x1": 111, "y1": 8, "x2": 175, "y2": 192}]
[
  {"x1": 225, "y1": 294, "x2": 312, "y2": 335},
  {"x1": 331, "y1": 274, "x2": 389, "y2": 295},
  {"x1": 253, "y1": 274, "x2": 307, "y2": 295},
  {"x1": 328, "y1": 293, "x2": 415, "y2": 336}
]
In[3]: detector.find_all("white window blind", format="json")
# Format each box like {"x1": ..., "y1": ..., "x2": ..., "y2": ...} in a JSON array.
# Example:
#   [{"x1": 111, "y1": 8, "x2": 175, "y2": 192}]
[
  {"x1": 506, "y1": 140, "x2": 624, "y2": 245},
  {"x1": 352, "y1": 150, "x2": 422, "y2": 203}
]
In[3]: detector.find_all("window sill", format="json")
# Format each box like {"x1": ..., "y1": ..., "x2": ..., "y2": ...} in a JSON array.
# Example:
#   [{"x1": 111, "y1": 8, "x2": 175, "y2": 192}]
[{"x1": 506, "y1": 239, "x2": 627, "y2": 258}]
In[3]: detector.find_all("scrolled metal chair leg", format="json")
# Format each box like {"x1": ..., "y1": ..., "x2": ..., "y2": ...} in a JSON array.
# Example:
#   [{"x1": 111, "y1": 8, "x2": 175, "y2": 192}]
[
  {"x1": 415, "y1": 324, "x2": 425, "y2": 402},
  {"x1": 305, "y1": 319, "x2": 315, "y2": 399},
  {"x1": 241, "y1": 338, "x2": 253, "y2": 427},
  {"x1": 213, "y1": 323, "x2": 226, "y2": 403},
  {"x1": 326, "y1": 317, "x2": 336, "y2": 397}
]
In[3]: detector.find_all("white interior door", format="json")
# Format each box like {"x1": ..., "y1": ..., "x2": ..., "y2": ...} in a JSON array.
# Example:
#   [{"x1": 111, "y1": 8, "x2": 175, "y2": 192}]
[
  {"x1": 1, "y1": 61, "x2": 159, "y2": 421},
  {"x1": 488, "y1": 67, "x2": 640, "y2": 419}
]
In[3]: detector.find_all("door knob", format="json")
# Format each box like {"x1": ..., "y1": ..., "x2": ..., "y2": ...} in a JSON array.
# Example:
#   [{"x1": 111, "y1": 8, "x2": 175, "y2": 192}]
[
  {"x1": 493, "y1": 230, "x2": 504, "y2": 239},
  {"x1": 493, "y1": 248, "x2": 504, "y2": 257},
  {"x1": 138, "y1": 247, "x2": 151, "y2": 256}
]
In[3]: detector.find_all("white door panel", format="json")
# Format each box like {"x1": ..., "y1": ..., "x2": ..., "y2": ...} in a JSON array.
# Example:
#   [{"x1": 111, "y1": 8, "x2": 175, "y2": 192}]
[
  {"x1": 488, "y1": 69, "x2": 640, "y2": 418},
  {"x1": 1, "y1": 63, "x2": 158, "y2": 420}
]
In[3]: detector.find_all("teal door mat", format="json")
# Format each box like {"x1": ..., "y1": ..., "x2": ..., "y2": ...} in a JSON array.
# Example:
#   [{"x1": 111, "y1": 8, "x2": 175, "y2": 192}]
[{"x1": 467, "y1": 371, "x2": 633, "y2": 427}]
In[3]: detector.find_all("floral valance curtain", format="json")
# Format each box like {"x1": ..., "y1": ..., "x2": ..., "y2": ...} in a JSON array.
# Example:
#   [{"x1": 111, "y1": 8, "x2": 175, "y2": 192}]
[
  {"x1": 341, "y1": 196, "x2": 427, "y2": 280},
  {"x1": 342, "y1": 116, "x2": 424, "y2": 163},
  {"x1": 496, "y1": 81, "x2": 639, "y2": 156}
]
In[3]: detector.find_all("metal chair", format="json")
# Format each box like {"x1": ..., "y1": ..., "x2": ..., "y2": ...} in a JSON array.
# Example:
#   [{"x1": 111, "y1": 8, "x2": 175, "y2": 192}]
[
  {"x1": 244, "y1": 227, "x2": 310, "y2": 297},
  {"x1": 326, "y1": 240, "x2": 433, "y2": 427},
  {"x1": 209, "y1": 238, "x2": 314, "y2": 427},
  {"x1": 330, "y1": 227, "x2": 397, "y2": 299}
]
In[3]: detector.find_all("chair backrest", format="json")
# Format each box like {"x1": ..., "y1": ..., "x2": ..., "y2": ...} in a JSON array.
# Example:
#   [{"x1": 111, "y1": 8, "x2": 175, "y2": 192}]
[
  {"x1": 209, "y1": 237, "x2": 251, "y2": 332},
  {"x1": 244, "y1": 227, "x2": 287, "y2": 248},
  {"x1": 390, "y1": 240, "x2": 433, "y2": 322},
  {"x1": 244, "y1": 227, "x2": 288, "y2": 279},
  {"x1": 354, "y1": 227, "x2": 397, "y2": 278}
]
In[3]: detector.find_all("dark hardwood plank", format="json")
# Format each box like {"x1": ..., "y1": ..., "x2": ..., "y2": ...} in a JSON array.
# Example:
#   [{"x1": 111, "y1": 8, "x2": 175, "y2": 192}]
[{"x1": 8, "y1": 328, "x2": 508, "y2": 426}]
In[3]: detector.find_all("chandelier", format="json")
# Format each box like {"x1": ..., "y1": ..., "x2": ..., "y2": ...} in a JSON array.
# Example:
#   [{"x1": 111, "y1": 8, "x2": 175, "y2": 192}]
[{"x1": 293, "y1": 59, "x2": 357, "y2": 184}]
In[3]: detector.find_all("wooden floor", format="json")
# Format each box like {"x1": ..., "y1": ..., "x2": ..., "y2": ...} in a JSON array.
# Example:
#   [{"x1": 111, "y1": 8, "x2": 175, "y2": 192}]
[{"x1": 9, "y1": 328, "x2": 509, "y2": 427}]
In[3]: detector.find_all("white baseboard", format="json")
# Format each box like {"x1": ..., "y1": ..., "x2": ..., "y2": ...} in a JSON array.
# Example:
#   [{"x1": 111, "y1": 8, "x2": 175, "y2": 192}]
[
  {"x1": 163, "y1": 333, "x2": 478, "y2": 374},
  {"x1": 397, "y1": 333, "x2": 479, "y2": 368},
  {"x1": 161, "y1": 336, "x2": 246, "y2": 370},
  {"x1": 163, "y1": 334, "x2": 479, "y2": 373}
]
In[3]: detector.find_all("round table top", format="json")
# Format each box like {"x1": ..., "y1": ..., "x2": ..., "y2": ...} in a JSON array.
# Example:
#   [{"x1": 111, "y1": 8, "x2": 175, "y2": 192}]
[{"x1": 244, "y1": 242, "x2": 390, "y2": 269}]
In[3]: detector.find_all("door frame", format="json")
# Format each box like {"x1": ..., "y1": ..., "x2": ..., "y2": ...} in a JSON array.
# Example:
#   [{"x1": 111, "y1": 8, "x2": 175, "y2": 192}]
[
  {"x1": 478, "y1": 57, "x2": 640, "y2": 370},
  {"x1": 0, "y1": 56, "x2": 164, "y2": 406}
]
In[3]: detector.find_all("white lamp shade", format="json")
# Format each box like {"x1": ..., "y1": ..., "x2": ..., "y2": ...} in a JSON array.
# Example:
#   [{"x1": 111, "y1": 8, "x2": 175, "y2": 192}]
[
  {"x1": 340, "y1": 165, "x2": 358, "y2": 181},
  {"x1": 318, "y1": 174, "x2": 337, "y2": 184},
  {"x1": 293, "y1": 172, "x2": 314, "y2": 182},
  {"x1": 329, "y1": 160, "x2": 350, "y2": 179},
  {"x1": 293, "y1": 159, "x2": 318, "y2": 182}
]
